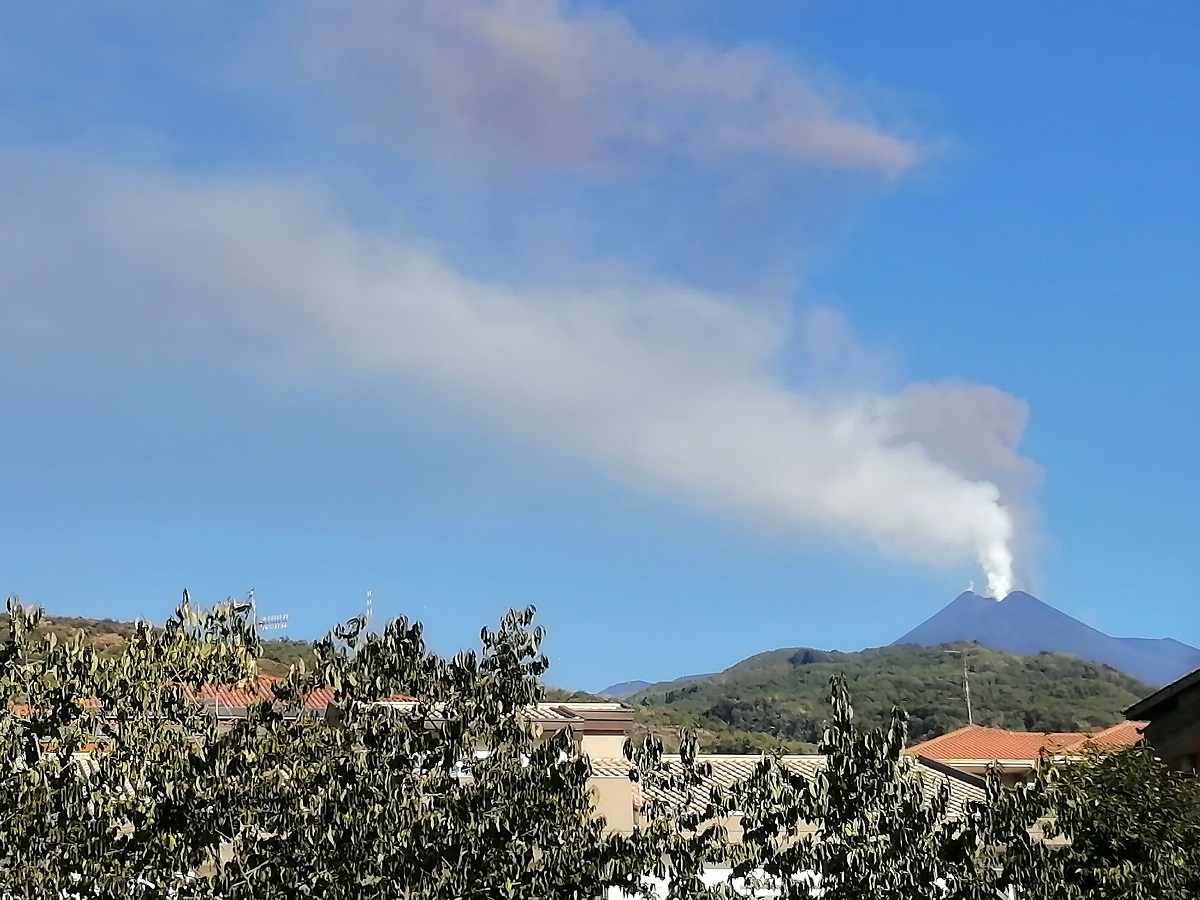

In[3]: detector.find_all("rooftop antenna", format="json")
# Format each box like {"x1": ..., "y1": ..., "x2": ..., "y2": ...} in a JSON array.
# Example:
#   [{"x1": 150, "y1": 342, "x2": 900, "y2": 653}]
[
  {"x1": 945, "y1": 649, "x2": 974, "y2": 726},
  {"x1": 249, "y1": 589, "x2": 289, "y2": 640}
]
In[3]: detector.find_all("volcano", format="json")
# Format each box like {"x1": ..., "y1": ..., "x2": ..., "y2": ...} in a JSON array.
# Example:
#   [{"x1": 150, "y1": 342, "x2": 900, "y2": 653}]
[{"x1": 893, "y1": 590, "x2": 1200, "y2": 686}]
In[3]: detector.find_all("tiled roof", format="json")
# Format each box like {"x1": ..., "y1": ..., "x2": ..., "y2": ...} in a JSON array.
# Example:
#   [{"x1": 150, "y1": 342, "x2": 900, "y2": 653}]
[
  {"x1": 1082, "y1": 720, "x2": 1146, "y2": 749},
  {"x1": 601, "y1": 754, "x2": 986, "y2": 821},
  {"x1": 529, "y1": 702, "x2": 633, "y2": 733},
  {"x1": 529, "y1": 704, "x2": 588, "y2": 723},
  {"x1": 10, "y1": 675, "x2": 416, "y2": 719},
  {"x1": 590, "y1": 758, "x2": 637, "y2": 778},
  {"x1": 909, "y1": 723, "x2": 1145, "y2": 762},
  {"x1": 9, "y1": 698, "x2": 102, "y2": 716},
  {"x1": 187, "y1": 676, "x2": 334, "y2": 713}
]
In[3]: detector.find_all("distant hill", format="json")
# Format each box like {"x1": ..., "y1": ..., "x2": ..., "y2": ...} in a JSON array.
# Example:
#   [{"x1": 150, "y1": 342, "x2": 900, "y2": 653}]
[
  {"x1": 9, "y1": 607, "x2": 1163, "y2": 753},
  {"x1": 599, "y1": 672, "x2": 716, "y2": 700},
  {"x1": 894, "y1": 591, "x2": 1200, "y2": 686},
  {"x1": 629, "y1": 642, "x2": 1152, "y2": 745},
  {"x1": 598, "y1": 680, "x2": 652, "y2": 699}
]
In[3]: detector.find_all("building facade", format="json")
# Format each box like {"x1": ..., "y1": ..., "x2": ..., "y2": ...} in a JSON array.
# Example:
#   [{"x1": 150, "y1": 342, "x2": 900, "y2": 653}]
[{"x1": 1125, "y1": 666, "x2": 1200, "y2": 775}]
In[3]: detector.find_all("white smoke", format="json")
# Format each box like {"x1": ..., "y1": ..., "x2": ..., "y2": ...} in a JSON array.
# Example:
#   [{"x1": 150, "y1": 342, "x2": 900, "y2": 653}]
[
  {"x1": 886, "y1": 379, "x2": 1041, "y2": 598},
  {"x1": 0, "y1": 156, "x2": 1031, "y2": 588},
  {"x1": 982, "y1": 538, "x2": 1014, "y2": 600}
]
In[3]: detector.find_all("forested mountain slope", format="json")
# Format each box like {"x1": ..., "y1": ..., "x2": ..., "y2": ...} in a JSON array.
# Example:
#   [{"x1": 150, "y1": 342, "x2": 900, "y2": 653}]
[{"x1": 629, "y1": 642, "x2": 1151, "y2": 744}]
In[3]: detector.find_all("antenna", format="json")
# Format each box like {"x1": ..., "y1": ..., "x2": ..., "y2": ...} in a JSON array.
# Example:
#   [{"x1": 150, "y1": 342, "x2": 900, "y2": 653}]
[
  {"x1": 257, "y1": 614, "x2": 289, "y2": 636},
  {"x1": 365, "y1": 589, "x2": 373, "y2": 632},
  {"x1": 945, "y1": 649, "x2": 974, "y2": 726},
  {"x1": 248, "y1": 589, "x2": 289, "y2": 639}
]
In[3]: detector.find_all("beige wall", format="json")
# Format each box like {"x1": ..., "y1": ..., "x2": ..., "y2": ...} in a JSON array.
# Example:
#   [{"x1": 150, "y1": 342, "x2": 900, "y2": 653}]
[
  {"x1": 579, "y1": 732, "x2": 629, "y2": 759},
  {"x1": 590, "y1": 776, "x2": 636, "y2": 835}
]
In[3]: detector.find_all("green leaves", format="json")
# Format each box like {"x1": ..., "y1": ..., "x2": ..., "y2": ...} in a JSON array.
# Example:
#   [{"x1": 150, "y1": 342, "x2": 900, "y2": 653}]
[
  {"x1": 0, "y1": 594, "x2": 657, "y2": 899},
  {"x1": 1023, "y1": 747, "x2": 1200, "y2": 899},
  {"x1": 3, "y1": 594, "x2": 1190, "y2": 899}
]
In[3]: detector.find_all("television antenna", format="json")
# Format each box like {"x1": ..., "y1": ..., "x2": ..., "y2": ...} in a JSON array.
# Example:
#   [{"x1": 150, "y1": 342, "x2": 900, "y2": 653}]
[
  {"x1": 248, "y1": 589, "x2": 289, "y2": 639},
  {"x1": 945, "y1": 649, "x2": 974, "y2": 726}
]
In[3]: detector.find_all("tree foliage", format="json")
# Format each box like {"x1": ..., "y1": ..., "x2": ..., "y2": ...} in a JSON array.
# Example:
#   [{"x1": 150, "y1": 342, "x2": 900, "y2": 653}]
[
  {"x1": 629, "y1": 675, "x2": 1048, "y2": 900},
  {"x1": 2, "y1": 594, "x2": 1193, "y2": 899},
  {"x1": 0, "y1": 596, "x2": 663, "y2": 898},
  {"x1": 1029, "y1": 746, "x2": 1200, "y2": 899}
]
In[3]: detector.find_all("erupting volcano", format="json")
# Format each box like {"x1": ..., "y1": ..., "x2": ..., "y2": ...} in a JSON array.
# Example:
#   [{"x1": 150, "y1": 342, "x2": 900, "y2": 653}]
[{"x1": 893, "y1": 589, "x2": 1200, "y2": 686}]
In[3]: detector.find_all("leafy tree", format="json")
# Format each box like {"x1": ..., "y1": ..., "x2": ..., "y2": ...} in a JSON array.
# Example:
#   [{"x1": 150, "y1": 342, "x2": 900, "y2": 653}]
[
  {"x1": 681, "y1": 675, "x2": 1048, "y2": 899},
  {"x1": 5, "y1": 593, "x2": 1190, "y2": 900},
  {"x1": 1020, "y1": 746, "x2": 1200, "y2": 900},
  {"x1": 0, "y1": 594, "x2": 263, "y2": 897},
  {"x1": 0, "y1": 596, "x2": 664, "y2": 899}
]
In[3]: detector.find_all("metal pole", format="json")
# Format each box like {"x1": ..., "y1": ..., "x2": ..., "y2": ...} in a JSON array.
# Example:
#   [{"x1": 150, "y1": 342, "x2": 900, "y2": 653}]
[
  {"x1": 946, "y1": 649, "x2": 974, "y2": 726},
  {"x1": 963, "y1": 655, "x2": 974, "y2": 726}
]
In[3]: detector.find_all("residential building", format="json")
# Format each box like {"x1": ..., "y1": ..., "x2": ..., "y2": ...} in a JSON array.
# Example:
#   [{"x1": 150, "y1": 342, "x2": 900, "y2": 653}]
[
  {"x1": 1124, "y1": 665, "x2": 1200, "y2": 775},
  {"x1": 908, "y1": 722, "x2": 1145, "y2": 784},
  {"x1": 588, "y1": 752, "x2": 988, "y2": 839}
]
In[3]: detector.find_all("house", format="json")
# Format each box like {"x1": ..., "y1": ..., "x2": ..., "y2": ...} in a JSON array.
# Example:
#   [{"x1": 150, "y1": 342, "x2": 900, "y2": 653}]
[
  {"x1": 368, "y1": 696, "x2": 644, "y2": 831},
  {"x1": 188, "y1": 674, "x2": 340, "y2": 722},
  {"x1": 1124, "y1": 665, "x2": 1200, "y2": 774},
  {"x1": 527, "y1": 701, "x2": 635, "y2": 759},
  {"x1": 525, "y1": 702, "x2": 641, "y2": 832},
  {"x1": 588, "y1": 752, "x2": 989, "y2": 839},
  {"x1": 908, "y1": 721, "x2": 1145, "y2": 784}
]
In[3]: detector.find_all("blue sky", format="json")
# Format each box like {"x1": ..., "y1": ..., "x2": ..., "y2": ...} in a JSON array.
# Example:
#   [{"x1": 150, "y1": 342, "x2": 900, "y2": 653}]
[{"x1": 1, "y1": 1, "x2": 1196, "y2": 690}]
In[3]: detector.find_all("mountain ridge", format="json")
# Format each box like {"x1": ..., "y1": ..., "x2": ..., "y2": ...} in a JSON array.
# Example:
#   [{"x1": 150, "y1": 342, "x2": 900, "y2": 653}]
[
  {"x1": 893, "y1": 590, "x2": 1200, "y2": 686},
  {"x1": 598, "y1": 672, "x2": 716, "y2": 700}
]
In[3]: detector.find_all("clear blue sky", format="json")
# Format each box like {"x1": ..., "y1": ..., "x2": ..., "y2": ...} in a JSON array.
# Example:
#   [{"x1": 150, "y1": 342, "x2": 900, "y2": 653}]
[{"x1": 1, "y1": 2, "x2": 1197, "y2": 690}]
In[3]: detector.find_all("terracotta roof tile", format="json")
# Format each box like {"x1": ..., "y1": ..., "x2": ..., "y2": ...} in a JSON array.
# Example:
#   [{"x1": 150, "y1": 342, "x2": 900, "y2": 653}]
[
  {"x1": 9, "y1": 698, "x2": 101, "y2": 716},
  {"x1": 909, "y1": 723, "x2": 1144, "y2": 762},
  {"x1": 187, "y1": 673, "x2": 333, "y2": 712},
  {"x1": 10, "y1": 675, "x2": 416, "y2": 719},
  {"x1": 189, "y1": 675, "x2": 416, "y2": 713},
  {"x1": 1080, "y1": 720, "x2": 1146, "y2": 749}
]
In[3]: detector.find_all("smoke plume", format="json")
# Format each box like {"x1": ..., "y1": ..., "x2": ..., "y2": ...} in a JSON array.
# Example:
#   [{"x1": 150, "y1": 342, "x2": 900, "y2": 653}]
[
  {"x1": 293, "y1": 0, "x2": 919, "y2": 178},
  {"x1": 0, "y1": 156, "x2": 1032, "y2": 589}
]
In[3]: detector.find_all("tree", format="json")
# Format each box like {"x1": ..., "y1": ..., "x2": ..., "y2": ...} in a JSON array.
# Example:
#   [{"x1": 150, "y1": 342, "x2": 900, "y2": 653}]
[
  {"x1": 1021, "y1": 746, "x2": 1200, "y2": 900},
  {"x1": 0, "y1": 596, "x2": 663, "y2": 899},
  {"x1": 688, "y1": 674, "x2": 1048, "y2": 899},
  {"x1": 6, "y1": 593, "x2": 1188, "y2": 899}
]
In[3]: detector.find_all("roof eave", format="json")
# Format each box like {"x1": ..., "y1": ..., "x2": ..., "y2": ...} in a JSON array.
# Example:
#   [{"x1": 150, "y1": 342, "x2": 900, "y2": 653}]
[{"x1": 1124, "y1": 666, "x2": 1200, "y2": 720}]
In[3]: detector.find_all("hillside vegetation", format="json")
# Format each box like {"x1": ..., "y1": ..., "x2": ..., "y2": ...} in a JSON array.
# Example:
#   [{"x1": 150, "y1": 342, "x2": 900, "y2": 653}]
[{"x1": 630, "y1": 642, "x2": 1152, "y2": 745}]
